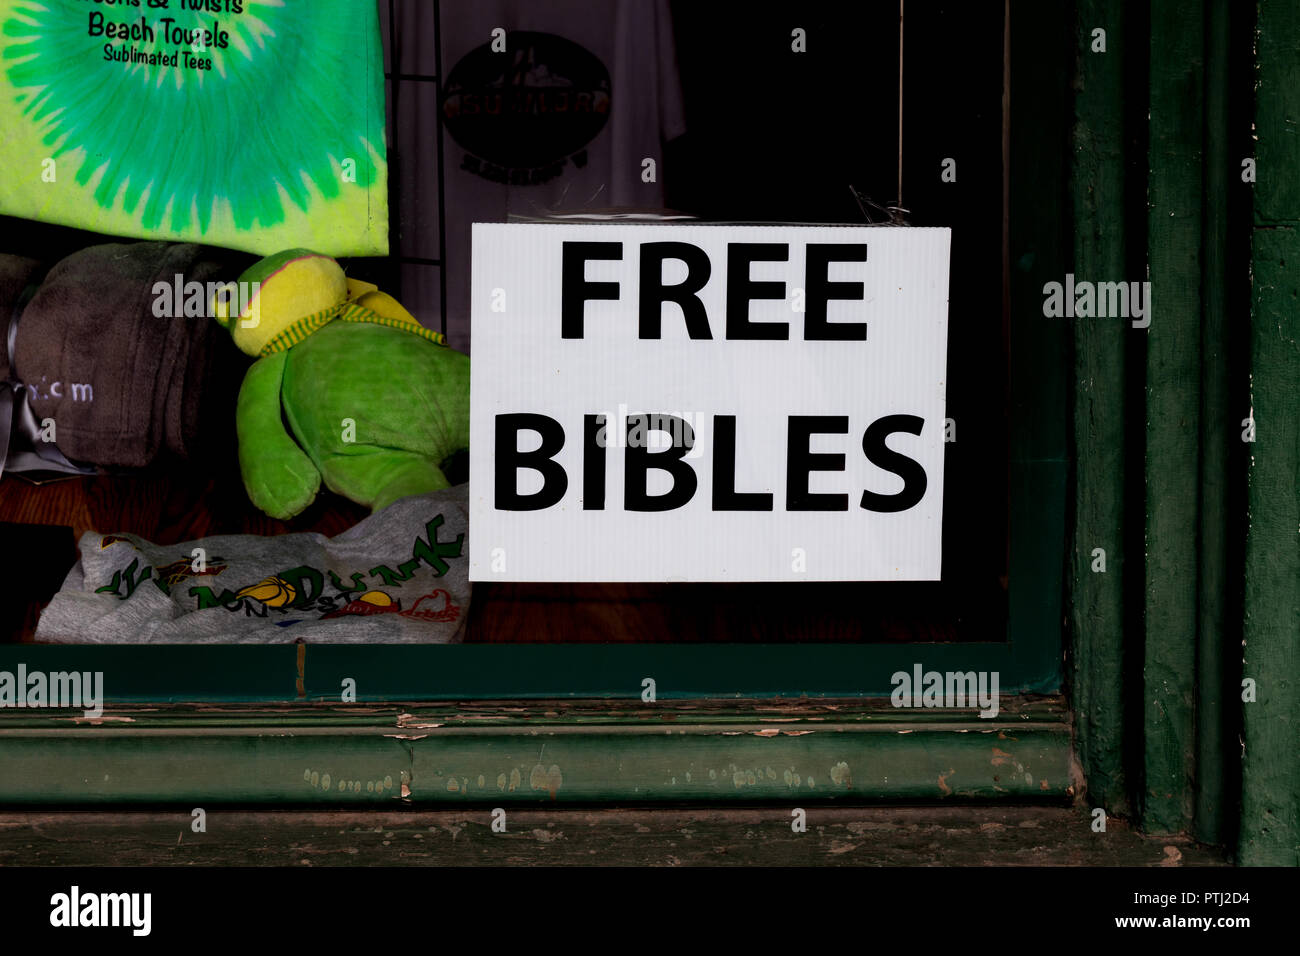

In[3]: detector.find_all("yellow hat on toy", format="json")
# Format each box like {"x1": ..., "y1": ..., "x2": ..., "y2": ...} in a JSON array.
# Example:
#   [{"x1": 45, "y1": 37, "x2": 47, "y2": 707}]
[
  {"x1": 213, "y1": 249, "x2": 445, "y2": 357},
  {"x1": 212, "y1": 249, "x2": 348, "y2": 357}
]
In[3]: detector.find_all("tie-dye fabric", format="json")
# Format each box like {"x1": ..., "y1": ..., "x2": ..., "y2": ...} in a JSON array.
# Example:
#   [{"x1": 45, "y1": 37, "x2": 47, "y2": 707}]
[{"x1": 0, "y1": 0, "x2": 388, "y2": 256}]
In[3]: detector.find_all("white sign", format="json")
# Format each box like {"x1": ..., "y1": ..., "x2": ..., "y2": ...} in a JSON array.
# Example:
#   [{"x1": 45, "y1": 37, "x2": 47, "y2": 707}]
[{"x1": 469, "y1": 223, "x2": 951, "y2": 582}]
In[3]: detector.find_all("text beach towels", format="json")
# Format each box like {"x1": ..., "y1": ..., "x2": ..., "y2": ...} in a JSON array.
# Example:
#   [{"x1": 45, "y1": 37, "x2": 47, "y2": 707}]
[{"x1": 0, "y1": 0, "x2": 388, "y2": 256}]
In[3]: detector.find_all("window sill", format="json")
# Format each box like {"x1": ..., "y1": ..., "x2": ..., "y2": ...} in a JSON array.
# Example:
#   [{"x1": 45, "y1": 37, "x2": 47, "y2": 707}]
[{"x1": 0, "y1": 696, "x2": 1073, "y2": 805}]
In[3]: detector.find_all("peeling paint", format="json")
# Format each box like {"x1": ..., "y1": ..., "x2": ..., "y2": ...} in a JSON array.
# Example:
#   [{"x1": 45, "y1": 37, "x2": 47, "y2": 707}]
[{"x1": 530, "y1": 763, "x2": 563, "y2": 798}]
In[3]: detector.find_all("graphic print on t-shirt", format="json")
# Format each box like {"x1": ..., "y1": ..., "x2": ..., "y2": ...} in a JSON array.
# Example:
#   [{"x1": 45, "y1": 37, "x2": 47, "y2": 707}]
[
  {"x1": 442, "y1": 32, "x2": 612, "y2": 187},
  {"x1": 397, "y1": 0, "x2": 686, "y2": 351}
]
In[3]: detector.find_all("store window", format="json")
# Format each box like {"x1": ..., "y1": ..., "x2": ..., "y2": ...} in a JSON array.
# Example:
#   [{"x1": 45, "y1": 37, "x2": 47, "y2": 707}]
[{"x1": 0, "y1": 0, "x2": 1066, "y2": 702}]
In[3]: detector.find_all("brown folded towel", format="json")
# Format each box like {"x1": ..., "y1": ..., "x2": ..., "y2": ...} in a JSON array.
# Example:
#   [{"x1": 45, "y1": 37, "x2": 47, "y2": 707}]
[{"x1": 6, "y1": 242, "x2": 251, "y2": 469}]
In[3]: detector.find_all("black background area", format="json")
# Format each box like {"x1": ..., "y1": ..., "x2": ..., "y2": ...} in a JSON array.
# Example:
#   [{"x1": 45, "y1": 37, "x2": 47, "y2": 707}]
[{"x1": 478, "y1": 0, "x2": 1010, "y2": 643}]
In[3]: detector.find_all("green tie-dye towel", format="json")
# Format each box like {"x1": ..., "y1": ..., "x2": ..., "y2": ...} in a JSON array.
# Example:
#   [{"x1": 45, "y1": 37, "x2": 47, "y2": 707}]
[{"x1": 0, "y1": 0, "x2": 388, "y2": 256}]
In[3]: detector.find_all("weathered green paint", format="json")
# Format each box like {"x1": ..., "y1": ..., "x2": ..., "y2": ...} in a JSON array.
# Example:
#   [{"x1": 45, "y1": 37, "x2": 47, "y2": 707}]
[
  {"x1": 1241, "y1": 0, "x2": 1300, "y2": 867},
  {"x1": 1069, "y1": 0, "x2": 1133, "y2": 818},
  {"x1": 1067, "y1": 0, "x2": 1260, "y2": 849},
  {"x1": 0, "y1": 699, "x2": 1073, "y2": 805},
  {"x1": 406, "y1": 725, "x2": 1067, "y2": 805},
  {"x1": 1141, "y1": 0, "x2": 1203, "y2": 834},
  {"x1": 1193, "y1": 0, "x2": 1236, "y2": 847},
  {"x1": 1254, "y1": 2, "x2": 1300, "y2": 225},
  {"x1": 1240, "y1": 229, "x2": 1299, "y2": 866},
  {"x1": 0, "y1": 695, "x2": 1070, "y2": 729}
]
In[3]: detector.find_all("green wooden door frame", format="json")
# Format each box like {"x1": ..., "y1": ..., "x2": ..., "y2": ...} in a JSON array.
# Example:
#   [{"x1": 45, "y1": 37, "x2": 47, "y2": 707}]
[
  {"x1": 1241, "y1": 0, "x2": 1300, "y2": 869},
  {"x1": 1070, "y1": 0, "x2": 1299, "y2": 865}
]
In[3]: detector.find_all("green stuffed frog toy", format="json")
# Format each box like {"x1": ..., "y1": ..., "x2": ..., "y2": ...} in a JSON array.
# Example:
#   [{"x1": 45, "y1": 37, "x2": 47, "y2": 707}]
[{"x1": 213, "y1": 249, "x2": 470, "y2": 520}]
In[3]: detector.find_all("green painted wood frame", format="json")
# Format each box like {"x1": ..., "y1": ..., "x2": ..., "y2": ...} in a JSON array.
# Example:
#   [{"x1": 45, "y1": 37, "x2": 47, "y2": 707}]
[
  {"x1": 1071, "y1": 0, "x2": 1299, "y2": 864},
  {"x1": 0, "y1": 698, "x2": 1074, "y2": 806},
  {"x1": 1067, "y1": 0, "x2": 1218, "y2": 841},
  {"x1": 1241, "y1": 0, "x2": 1300, "y2": 868}
]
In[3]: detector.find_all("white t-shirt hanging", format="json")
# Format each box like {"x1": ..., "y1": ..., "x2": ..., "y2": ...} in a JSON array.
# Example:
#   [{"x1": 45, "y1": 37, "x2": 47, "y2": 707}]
[{"x1": 397, "y1": 0, "x2": 687, "y2": 352}]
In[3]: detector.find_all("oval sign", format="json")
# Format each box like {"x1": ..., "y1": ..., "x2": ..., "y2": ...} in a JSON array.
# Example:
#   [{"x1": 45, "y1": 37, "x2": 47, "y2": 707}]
[{"x1": 441, "y1": 31, "x2": 612, "y2": 171}]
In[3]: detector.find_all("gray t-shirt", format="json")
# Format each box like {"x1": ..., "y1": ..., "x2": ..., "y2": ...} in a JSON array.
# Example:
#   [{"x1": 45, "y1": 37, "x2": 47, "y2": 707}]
[{"x1": 36, "y1": 487, "x2": 470, "y2": 644}]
